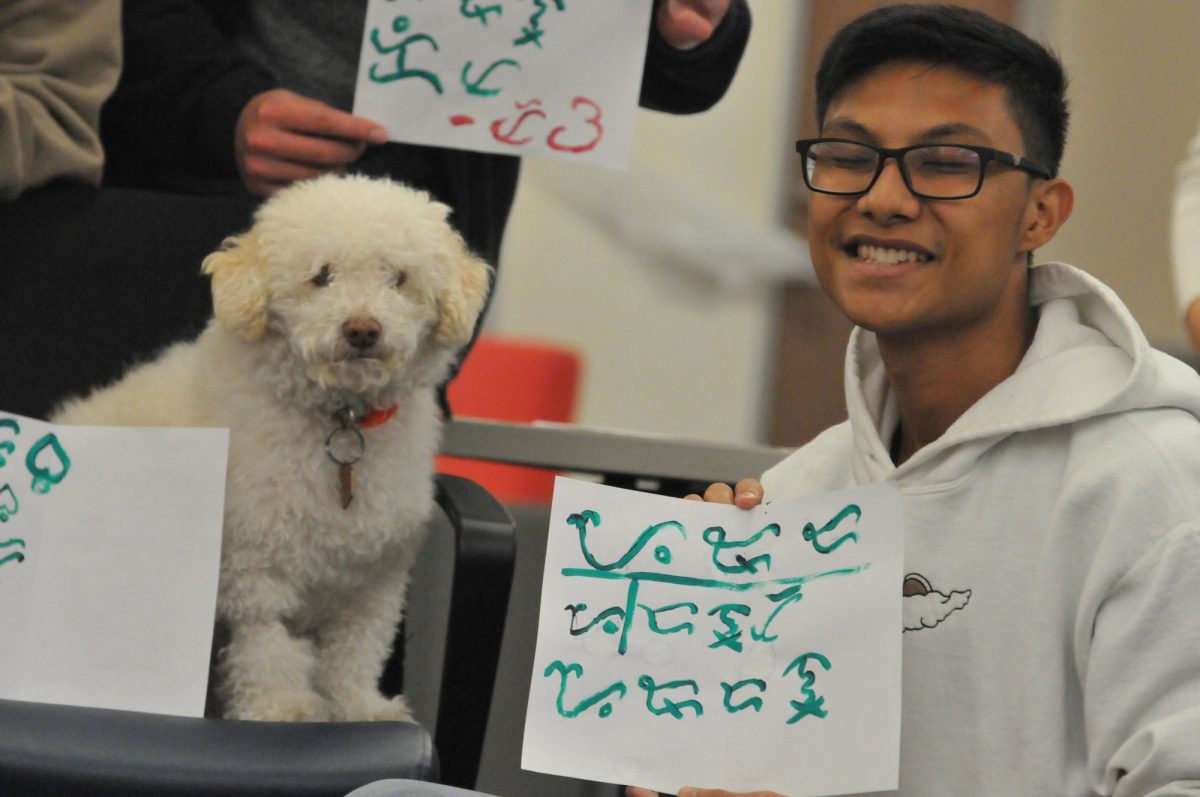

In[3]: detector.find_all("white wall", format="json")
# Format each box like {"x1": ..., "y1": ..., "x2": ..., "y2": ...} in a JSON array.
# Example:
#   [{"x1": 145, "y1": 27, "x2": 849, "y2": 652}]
[
  {"x1": 488, "y1": 0, "x2": 1200, "y2": 449},
  {"x1": 1033, "y1": 0, "x2": 1200, "y2": 349},
  {"x1": 488, "y1": 2, "x2": 804, "y2": 445}
]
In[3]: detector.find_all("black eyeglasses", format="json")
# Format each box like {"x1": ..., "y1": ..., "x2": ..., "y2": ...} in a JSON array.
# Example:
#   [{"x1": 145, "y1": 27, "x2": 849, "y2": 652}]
[{"x1": 795, "y1": 138, "x2": 1052, "y2": 200}]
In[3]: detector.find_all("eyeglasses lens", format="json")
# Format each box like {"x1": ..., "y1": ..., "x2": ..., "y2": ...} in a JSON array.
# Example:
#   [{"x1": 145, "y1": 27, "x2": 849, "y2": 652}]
[{"x1": 805, "y1": 142, "x2": 983, "y2": 199}]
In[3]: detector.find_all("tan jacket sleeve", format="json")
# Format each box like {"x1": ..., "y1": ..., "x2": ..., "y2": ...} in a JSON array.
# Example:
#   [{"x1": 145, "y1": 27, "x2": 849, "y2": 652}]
[{"x1": 0, "y1": 0, "x2": 122, "y2": 200}]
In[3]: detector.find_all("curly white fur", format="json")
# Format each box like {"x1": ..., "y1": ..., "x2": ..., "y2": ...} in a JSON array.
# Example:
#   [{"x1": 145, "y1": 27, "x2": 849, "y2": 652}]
[{"x1": 52, "y1": 175, "x2": 492, "y2": 722}]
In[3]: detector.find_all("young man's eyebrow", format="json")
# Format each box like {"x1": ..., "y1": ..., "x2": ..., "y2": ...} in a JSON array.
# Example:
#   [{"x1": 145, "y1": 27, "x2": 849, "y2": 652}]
[
  {"x1": 820, "y1": 117, "x2": 876, "y2": 140},
  {"x1": 916, "y1": 122, "x2": 993, "y2": 143},
  {"x1": 819, "y1": 118, "x2": 994, "y2": 145}
]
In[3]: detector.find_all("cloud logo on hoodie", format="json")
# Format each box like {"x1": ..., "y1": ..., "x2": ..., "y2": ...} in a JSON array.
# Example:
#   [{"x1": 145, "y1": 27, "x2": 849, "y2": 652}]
[{"x1": 902, "y1": 572, "x2": 970, "y2": 632}]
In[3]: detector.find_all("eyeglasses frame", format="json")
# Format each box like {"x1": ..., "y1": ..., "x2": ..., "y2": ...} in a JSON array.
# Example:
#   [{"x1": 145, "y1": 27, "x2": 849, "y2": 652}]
[{"x1": 794, "y1": 137, "x2": 1053, "y2": 200}]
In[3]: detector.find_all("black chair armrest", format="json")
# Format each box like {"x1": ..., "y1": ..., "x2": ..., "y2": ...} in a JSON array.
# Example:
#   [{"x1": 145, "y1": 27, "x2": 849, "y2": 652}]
[
  {"x1": 431, "y1": 473, "x2": 516, "y2": 789},
  {"x1": 0, "y1": 698, "x2": 434, "y2": 797}
]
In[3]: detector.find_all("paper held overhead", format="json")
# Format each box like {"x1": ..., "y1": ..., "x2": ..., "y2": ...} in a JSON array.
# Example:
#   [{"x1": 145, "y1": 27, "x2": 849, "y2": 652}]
[{"x1": 353, "y1": 0, "x2": 653, "y2": 168}]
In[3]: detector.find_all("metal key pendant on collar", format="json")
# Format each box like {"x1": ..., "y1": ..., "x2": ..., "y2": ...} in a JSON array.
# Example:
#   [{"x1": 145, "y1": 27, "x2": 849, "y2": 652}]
[{"x1": 325, "y1": 408, "x2": 365, "y2": 510}]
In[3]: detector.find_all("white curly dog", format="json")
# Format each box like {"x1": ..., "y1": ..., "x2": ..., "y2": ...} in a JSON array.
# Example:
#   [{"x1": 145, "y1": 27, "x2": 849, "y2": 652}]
[{"x1": 52, "y1": 174, "x2": 491, "y2": 722}]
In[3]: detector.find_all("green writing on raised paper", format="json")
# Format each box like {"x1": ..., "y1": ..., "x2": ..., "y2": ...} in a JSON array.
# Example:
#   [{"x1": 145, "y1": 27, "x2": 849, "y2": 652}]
[
  {"x1": 750, "y1": 584, "x2": 805, "y2": 643},
  {"x1": 552, "y1": 500, "x2": 873, "y2": 725},
  {"x1": 562, "y1": 558, "x2": 866, "y2": 657},
  {"x1": 514, "y1": 0, "x2": 566, "y2": 49},
  {"x1": 703, "y1": 523, "x2": 782, "y2": 574},
  {"x1": 707, "y1": 603, "x2": 751, "y2": 652},
  {"x1": 26, "y1": 433, "x2": 70, "y2": 495},
  {"x1": 638, "y1": 674, "x2": 703, "y2": 718},
  {"x1": 0, "y1": 484, "x2": 18, "y2": 523},
  {"x1": 567, "y1": 600, "x2": 699, "y2": 639},
  {"x1": 721, "y1": 678, "x2": 767, "y2": 713},
  {"x1": 369, "y1": 16, "x2": 443, "y2": 93},
  {"x1": 803, "y1": 504, "x2": 861, "y2": 554},
  {"x1": 459, "y1": 0, "x2": 502, "y2": 26},
  {"x1": 566, "y1": 602, "x2": 624, "y2": 636},
  {"x1": 0, "y1": 537, "x2": 25, "y2": 568},
  {"x1": 784, "y1": 653, "x2": 832, "y2": 723},
  {"x1": 461, "y1": 58, "x2": 520, "y2": 96},
  {"x1": 561, "y1": 563, "x2": 866, "y2": 593},
  {"x1": 544, "y1": 660, "x2": 627, "y2": 718},
  {"x1": 566, "y1": 510, "x2": 685, "y2": 571},
  {"x1": 638, "y1": 601, "x2": 697, "y2": 636},
  {"x1": 0, "y1": 419, "x2": 19, "y2": 467}
]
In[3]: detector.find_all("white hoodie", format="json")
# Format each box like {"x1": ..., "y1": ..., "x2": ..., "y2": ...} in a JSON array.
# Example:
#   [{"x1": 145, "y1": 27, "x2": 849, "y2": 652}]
[{"x1": 762, "y1": 262, "x2": 1200, "y2": 797}]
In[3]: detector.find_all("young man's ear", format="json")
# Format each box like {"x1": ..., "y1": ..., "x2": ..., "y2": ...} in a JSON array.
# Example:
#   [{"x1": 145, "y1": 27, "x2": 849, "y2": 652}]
[{"x1": 1019, "y1": 178, "x2": 1075, "y2": 254}]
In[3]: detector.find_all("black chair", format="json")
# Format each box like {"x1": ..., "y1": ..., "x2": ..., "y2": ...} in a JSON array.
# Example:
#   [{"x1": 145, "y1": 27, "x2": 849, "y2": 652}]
[{"x1": 0, "y1": 184, "x2": 515, "y2": 795}]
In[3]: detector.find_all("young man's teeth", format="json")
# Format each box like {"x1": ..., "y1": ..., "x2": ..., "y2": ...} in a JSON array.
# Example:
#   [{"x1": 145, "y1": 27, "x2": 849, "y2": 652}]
[{"x1": 856, "y1": 244, "x2": 928, "y2": 264}]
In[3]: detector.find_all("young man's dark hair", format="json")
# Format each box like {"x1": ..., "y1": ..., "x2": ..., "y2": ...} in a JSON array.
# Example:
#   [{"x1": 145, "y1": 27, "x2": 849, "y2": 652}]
[{"x1": 814, "y1": 3, "x2": 1069, "y2": 176}]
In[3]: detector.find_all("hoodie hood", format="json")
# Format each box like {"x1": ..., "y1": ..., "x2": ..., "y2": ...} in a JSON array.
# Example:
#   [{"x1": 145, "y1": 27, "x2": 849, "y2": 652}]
[{"x1": 847, "y1": 262, "x2": 1200, "y2": 485}]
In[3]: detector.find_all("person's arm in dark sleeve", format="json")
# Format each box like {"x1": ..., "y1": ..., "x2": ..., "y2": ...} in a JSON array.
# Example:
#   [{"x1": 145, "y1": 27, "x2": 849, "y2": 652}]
[
  {"x1": 639, "y1": 0, "x2": 751, "y2": 115},
  {"x1": 101, "y1": 0, "x2": 276, "y2": 188}
]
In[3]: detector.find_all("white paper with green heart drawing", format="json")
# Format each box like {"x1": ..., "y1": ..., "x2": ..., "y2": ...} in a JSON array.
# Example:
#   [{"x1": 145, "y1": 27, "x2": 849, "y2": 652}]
[
  {"x1": 353, "y1": 0, "x2": 652, "y2": 167},
  {"x1": 522, "y1": 477, "x2": 903, "y2": 797},
  {"x1": 0, "y1": 413, "x2": 227, "y2": 718}
]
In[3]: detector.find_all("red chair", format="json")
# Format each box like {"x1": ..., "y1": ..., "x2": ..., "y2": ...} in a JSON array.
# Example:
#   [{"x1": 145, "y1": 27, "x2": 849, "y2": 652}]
[{"x1": 438, "y1": 335, "x2": 581, "y2": 504}]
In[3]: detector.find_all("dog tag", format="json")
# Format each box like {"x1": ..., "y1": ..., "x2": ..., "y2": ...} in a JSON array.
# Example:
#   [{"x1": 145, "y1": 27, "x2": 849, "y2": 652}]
[{"x1": 338, "y1": 462, "x2": 356, "y2": 509}]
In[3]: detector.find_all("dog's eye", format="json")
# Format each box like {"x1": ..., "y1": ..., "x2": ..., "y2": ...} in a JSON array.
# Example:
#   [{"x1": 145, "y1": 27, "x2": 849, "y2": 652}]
[
  {"x1": 312, "y1": 264, "x2": 333, "y2": 287},
  {"x1": 394, "y1": 271, "x2": 408, "y2": 289}
]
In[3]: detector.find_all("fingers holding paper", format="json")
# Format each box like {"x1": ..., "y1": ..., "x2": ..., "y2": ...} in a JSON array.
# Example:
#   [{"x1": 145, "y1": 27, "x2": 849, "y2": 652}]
[
  {"x1": 654, "y1": 0, "x2": 731, "y2": 50},
  {"x1": 234, "y1": 89, "x2": 388, "y2": 196},
  {"x1": 685, "y1": 478, "x2": 763, "y2": 509}
]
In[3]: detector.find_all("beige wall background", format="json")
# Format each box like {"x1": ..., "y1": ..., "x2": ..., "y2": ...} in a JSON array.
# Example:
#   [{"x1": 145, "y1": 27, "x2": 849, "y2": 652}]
[
  {"x1": 1035, "y1": 0, "x2": 1200, "y2": 350},
  {"x1": 488, "y1": 2, "x2": 804, "y2": 444},
  {"x1": 485, "y1": 0, "x2": 1200, "y2": 446}
]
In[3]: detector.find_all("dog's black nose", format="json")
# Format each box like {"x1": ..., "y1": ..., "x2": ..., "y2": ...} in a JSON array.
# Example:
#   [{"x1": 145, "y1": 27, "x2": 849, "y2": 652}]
[{"x1": 342, "y1": 317, "x2": 383, "y2": 350}]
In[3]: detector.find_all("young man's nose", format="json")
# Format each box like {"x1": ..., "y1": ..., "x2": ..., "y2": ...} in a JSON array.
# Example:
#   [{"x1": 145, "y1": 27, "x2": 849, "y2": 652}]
[{"x1": 857, "y1": 159, "x2": 920, "y2": 221}]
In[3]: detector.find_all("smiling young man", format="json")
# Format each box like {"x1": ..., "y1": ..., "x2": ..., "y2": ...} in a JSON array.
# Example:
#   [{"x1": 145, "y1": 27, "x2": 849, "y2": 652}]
[{"x1": 629, "y1": 5, "x2": 1200, "y2": 797}]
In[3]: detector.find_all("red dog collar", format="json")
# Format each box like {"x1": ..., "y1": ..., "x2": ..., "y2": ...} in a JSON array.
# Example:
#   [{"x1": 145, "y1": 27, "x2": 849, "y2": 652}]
[{"x1": 358, "y1": 405, "x2": 399, "y2": 429}]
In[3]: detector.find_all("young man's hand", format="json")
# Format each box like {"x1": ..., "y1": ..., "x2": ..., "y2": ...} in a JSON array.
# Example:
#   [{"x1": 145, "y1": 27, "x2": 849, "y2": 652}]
[
  {"x1": 234, "y1": 89, "x2": 388, "y2": 196},
  {"x1": 684, "y1": 477, "x2": 763, "y2": 509},
  {"x1": 626, "y1": 787, "x2": 786, "y2": 797},
  {"x1": 654, "y1": 0, "x2": 731, "y2": 50}
]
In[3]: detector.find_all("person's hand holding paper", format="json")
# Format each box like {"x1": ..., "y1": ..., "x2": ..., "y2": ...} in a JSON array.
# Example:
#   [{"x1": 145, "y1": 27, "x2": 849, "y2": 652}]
[{"x1": 655, "y1": 0, "x2": 732, "y2": 50}]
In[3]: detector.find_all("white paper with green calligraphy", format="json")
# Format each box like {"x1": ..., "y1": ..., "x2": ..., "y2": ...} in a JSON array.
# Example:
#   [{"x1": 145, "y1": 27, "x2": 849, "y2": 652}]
[
  {"x1": 353, "y1": 0, "x2": 653, "y2": 167},
  {"x1": 523, "y1": 477, "x2": 903, "y2": 796},
  {"x1": 0, "y1": 413, "x2": 227, "y2": 718}
]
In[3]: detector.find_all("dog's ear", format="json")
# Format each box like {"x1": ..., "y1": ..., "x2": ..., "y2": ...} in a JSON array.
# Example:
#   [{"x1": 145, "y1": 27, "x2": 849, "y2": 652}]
[
  {"x1": 201, "y1": 231, "x2": 270, "y2": 340},
  {"x1": 435, "y1": 234, "x2": 493, "y2": 347}
]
